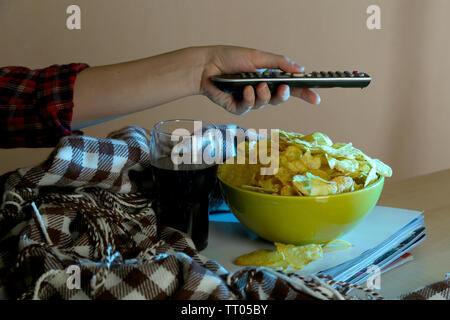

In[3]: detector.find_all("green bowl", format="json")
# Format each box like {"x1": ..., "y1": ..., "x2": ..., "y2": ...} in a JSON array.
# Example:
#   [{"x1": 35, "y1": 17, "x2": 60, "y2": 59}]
[{"x1": 218, "y1": 176, "x2": 384, "y2": 245}]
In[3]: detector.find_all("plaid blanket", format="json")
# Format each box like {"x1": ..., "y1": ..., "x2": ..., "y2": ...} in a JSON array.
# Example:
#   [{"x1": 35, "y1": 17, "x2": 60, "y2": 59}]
[
  {"x1": 0, "y1": 126, "x2": 444, "y2": 300},
  {"x1": 400, "y1": 275, "x2": 450, "y2": 300}
]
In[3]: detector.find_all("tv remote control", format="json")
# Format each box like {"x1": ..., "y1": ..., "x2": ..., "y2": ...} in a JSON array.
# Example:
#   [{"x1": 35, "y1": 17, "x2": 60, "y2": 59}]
[{"x1": 212, "y1": 70, "x2": 371, "y2": 95}]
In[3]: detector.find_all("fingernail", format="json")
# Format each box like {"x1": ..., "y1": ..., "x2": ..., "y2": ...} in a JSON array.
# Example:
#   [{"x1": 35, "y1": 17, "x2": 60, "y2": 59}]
[
  {"x1": 282, "y1": 86, "x2": 290, "y2": 101},
  {"x1": 311, "y1": 89, "x2": 321, "y2": 104}
]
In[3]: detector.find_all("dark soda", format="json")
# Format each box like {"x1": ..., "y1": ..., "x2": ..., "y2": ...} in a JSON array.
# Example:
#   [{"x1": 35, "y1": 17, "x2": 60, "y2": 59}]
[{"x1": 149, "y1": 157, "x2": 218, "y2": 251}]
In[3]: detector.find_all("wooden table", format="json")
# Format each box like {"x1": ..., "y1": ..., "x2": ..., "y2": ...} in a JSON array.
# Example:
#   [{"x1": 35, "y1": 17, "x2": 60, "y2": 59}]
[{"x1": 377, "y1": 169, "x2": 450, "y2": 299}]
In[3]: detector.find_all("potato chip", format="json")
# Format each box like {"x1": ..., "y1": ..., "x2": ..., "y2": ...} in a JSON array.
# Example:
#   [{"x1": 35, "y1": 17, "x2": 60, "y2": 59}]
[
  {"x1": 257, "y1": 176, "x2": 282, "y2": 193},
  {"x1": 279, "y1": 130, "x2": 304, "y2": 141},
  {"x1": 300, "y1": 132, "x2": 333, "y2": 146},
  {"x1": 331, "y1": 176, "x2": 355, "y2": 193},
  {"x1": 218, "y1": 163, "x2": 259, "y2": 187},
  {"x1": 364, "y1": 166, "x2": 378, "y2": 187},
  {"x1": 275, "y1": 167, "x2": 294, "y2": 185},
  {"x1": 370, "y1": 158, "x2": 393, "y2": 177},
  {"x1": 291, "y1": 174, "x2": 309, "y2": 195},
  {"x1": 357, "y1": 160, "x2": 372, "y2": 173},
  {"x1": 291, "y1": 139, "x2": 313, "y2": 152},
  {"x1": 234, "y1": 243, "x2": 323, "y2": 271},
  {"x1": 308, "y1": 169, "x2": 331, "y2": 181},
  {"x1": 326, "y1": 155, "x2": 359, "y2": 174},
  {"x1": 286, "y1": 159, "x2": 307, "y2": 174},
  {"x1": 275, "y1": 243, "x2": 323, "y2": 270},
  {"x1": 284, "y1": 145, "x2": 303, "y2": 161},
  {"x1": 234, "y1": 249, "x2": 288, "y2": 269},
  {"x1": 292, "y1": 173, "x2": 338, "y2": 196},
  {"x1": 234, "y1": 240, "x2": 352, "y2": 272},
  {"x1": 241, "y1": 185, "x2": 272, "y2": 194},
  {"x1": 322, "y1": 240, "x2": 353, "y2": 253},
  {"x1": 302, "y1": 151, "x2": 322, "y2": 170},
  {"x1": 280, "y1": 184, "x2": 298, "y2": 196}
]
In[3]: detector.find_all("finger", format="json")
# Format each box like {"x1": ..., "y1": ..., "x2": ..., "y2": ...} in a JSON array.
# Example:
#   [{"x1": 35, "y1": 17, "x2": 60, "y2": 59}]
[
  {"x1": 254, "y1": 82, "x2": 271, "y2": 109},
  {"x1": 252, "y1": 50, "x2": 304, "y2": 73},
  {"x1": 205, "y1": 80, "x2": 255, "y2": 115},
  {"x1": 291, "y1": 88, "x2": 321, "y2": 104},
  {"x1": 203, "y1": 80, "x2": 237, "y2": 112},
  {"x1": 269, "y1": 85, "x2": 291, "y2": 106},
  {"x1": 235, "y1": 85, "x2": 255, "y2": 115}
]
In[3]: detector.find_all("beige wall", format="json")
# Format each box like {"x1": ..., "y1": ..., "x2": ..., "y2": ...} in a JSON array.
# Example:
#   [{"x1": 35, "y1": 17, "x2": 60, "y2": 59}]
[{"x1": 0, "y1": 0, "x2": 449, "y2": 181}]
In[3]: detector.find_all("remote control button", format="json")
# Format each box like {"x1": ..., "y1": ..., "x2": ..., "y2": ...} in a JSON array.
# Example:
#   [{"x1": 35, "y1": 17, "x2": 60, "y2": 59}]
[
  {"x1": 320, "y1": 71, "x2": 327, "y2": 78},
  {"x1": 312, "y1": 72, "x2": 319, "y2": 77},
  {"x1": 247, "y1": 73, "x2": 255, "y2": 78},
  {"x1": 305, "y1": 73, "x2": 313, "y2": 78},
  {"x1": 292, "y1": 73, "x2": 305, "y2": 78},
  {"x1": 358, "y1": 73, "x2": 366, "y2": 77},
  {"x1": 335, "y1": 71, "x2": 343, "y2": 77},
  {"x1": 327, "y1": 71, "x2": 336, "y2": 77},
  {"x1": 277, "y1": 73, "x2": 291, "y2": 78},
  {"x1": 240, "y1": 73, "x2": 247, "y2": 78},
  {"x1": 344, "y1": 71, "x2": 353, "y2": 77},
  {"x1": 263, "y1": 72, "x2": 271, "y2": 78},
  {"x1": 353, "y1": 70, "x2": 359, "y2": 75}
]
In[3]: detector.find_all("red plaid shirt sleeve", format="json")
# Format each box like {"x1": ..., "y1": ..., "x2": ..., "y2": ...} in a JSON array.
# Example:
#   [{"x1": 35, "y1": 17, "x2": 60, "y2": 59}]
[{"x1": 0, "y1": 63, "x2": 89, "y2": 148}]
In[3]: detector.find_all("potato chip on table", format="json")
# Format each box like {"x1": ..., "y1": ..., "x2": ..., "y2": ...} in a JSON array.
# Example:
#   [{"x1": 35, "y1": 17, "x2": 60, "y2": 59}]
[
  {"x1": 234, "y1": 243, "x2": 323, "y2": 271},
  {"x1": 234, "y1": 240, "x2": 353, "y2": 272}
]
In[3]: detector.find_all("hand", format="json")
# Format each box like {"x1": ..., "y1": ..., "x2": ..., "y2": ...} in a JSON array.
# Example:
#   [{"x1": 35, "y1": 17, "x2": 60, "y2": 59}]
[{"x1": 199, "y1": 46, "x2": 321, "y2": 115}]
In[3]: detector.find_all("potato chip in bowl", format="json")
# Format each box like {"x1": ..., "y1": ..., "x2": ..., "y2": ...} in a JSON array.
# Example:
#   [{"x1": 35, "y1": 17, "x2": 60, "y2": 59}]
[{"x1": 219, "y1": 130, "x2": 392, "y2": 196}]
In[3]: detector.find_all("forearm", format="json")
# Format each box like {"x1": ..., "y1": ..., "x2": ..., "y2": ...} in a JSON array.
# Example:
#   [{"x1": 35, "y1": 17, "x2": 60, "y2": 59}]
[{"x1": 72, "y1": 47, "x2": 207, "y2": 129}]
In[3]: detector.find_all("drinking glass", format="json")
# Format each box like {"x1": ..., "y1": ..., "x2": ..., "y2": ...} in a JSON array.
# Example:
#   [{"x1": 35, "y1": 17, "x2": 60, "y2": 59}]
[{"x1": 149, "y1": 119, "x2": 219, "y2": 251}]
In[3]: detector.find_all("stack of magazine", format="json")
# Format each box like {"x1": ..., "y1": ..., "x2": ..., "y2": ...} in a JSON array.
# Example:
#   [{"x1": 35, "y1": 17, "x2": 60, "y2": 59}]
[
  {"x1": 206, "y1": 205, "x2": 426, "y2": 286},
  {"x1": 317, "y1": 213, "x2": 425, "y2": 285}
]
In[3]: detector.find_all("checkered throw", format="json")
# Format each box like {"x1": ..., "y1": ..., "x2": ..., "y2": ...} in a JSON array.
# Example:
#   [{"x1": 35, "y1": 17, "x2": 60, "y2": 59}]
[
  {"x1": 0, "y1": 126, "x2": 444, "y2": 300},
  {"x1": 400, "y1": 276, "x2": 450, "y2": 300}
]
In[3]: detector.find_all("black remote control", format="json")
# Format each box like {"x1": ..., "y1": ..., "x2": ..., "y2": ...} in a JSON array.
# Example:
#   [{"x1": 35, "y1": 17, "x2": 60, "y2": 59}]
[{"x1": 212, "y1": 70, "x2": 371, "y2": 96}]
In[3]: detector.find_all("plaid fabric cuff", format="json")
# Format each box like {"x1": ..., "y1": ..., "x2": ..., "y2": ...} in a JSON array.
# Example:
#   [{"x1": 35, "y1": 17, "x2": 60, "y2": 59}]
[
  {"x1": 36, "y1": 63, "x2": 89, "y2": 145},
  {"x1": 0, "y1": 63, "x2": 89, "y2": 148}
]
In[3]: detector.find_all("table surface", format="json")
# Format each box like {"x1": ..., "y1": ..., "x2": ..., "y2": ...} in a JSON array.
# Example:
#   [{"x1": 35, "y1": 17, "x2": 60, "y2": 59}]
[{"x1": 376, "y1": 169, "x2": 450, "y2": 298}]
